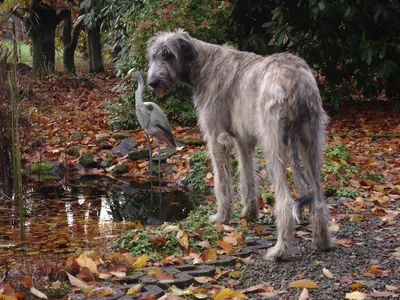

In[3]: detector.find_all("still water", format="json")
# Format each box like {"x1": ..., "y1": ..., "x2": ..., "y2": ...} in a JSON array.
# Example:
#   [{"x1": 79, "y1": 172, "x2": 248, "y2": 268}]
[{"x1": 0, "y1": 177, "x2": 200, "y2": 264}]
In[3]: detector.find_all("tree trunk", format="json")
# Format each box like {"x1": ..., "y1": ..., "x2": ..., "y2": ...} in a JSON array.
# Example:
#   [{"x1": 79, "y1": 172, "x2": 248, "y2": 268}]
[
  {"x1": 63, "y1": 11, "x2": 83, "y2": 74},
  {"x1": 87, "y1": 25, "x2": 104, "y2": 73},
  {"x1": 24, "y1": 4, "x2": 66, "y2": 75}
]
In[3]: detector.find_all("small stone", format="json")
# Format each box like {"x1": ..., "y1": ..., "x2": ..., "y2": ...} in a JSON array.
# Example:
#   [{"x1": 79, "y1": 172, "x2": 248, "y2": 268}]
[
  {"x1": 95, "y1": 133, "x2": 110, "y2": 143},
  {"x1": 69, "y1": 132, "x2": 87, "y2": 140},
  {"x1": 128, "y1": 148, "x2": 150, "y2": 160},
  {"x1": 79, "y1": 153, "x2": 97, "y2": 168},
  {"x1": 111, "y1": 138, "x2": 137, "y2": 155},
  {"x1": 151, "y1": 147, "x2": 177, "y2": 162},
  {"x1": 112, "y1": 164, "x2": 129, "y2": 174},
  {"x1": 34, "y1": 136, "x2": 46, "y2": 147},
  {"x1": 65, "y1": 145, "x2": 83, "y2": 155},
  {"x1": 111, "y1": 132, "x2": 131, "y2": 140}
]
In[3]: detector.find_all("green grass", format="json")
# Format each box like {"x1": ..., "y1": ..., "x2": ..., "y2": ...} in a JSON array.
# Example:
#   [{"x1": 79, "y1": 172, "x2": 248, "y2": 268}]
[{"x1": 2, "y1": 40, "x2": 87, "y2": 71}]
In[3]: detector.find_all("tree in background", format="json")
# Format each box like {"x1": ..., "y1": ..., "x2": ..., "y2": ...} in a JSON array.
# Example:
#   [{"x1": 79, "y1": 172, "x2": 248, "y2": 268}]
[
  {"x1": 78, "y1": 0, "x2": 105, "y2": 73},
  {"x1": 231, "y1": 0, "x2": 400, "y2": 108}
]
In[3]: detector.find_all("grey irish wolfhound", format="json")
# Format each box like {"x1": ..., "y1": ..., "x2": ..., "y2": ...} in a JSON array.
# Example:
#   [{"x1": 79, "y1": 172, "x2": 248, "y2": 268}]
[{"x1": 146, "y1": 29, "x2": 333, "y2": 260}]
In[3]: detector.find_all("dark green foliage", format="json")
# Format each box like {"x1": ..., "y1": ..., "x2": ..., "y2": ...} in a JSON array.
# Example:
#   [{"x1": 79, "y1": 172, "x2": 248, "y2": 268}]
[
  {"x1": 186, "y1": 150, "x2": 211, "y2": 192},
  {"x1": 232, "y1": 0, "x2": 400, "y2": 107},
  {"x1": 102, "y1": 0, "x2": 233, "y2": 127}
]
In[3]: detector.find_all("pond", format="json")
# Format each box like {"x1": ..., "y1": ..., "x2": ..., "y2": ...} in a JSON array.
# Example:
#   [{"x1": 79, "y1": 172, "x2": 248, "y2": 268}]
[{"x1": 0, "y1": 176, "x2": 202, "y2": 264}]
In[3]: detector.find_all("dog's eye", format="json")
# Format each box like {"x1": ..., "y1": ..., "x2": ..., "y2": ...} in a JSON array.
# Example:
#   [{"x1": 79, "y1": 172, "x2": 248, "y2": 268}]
[{"x1": 163, "y1": 51, "x2": 175, "y2": 60}]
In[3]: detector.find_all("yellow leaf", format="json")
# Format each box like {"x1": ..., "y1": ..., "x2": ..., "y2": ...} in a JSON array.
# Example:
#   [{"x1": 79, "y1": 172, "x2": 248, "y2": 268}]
[
  {"x1": 288, "y1": 279, "x2": 320, "y2": 289},
  {"x1": 126, "y1": 283, "x2": 143, "y2": 295},
  {"x1": 177, "y1": 231, "x2": 189, "y2": 249},
  {"x1": 76, "y1": 252, "x2": 98, "y2": 274},
  {"x1": 206, "y1": 172, "x2": 213, "y2": 179},
  {"x1": 0, "y1": 295, "x2": 17, "y2": 300},
  {"x1": 169, "y1": 285, "x2": 193, "y2": 296},
  {"x1": 132, "y1": 254, "x2": 148, "y2": 269},
  {"x1": 202, "y1": 249, "x2": 217, "y2": 261},
  {"x1": 240, "y1": 218, "x2": 248, "y2": 228},
  {"x1": 322, "y1": 268, "x2": 334, "y2": 279},
  {"x1": 345, "y1": 291, "x2": 367, "y2": 300},
  {"x1": 214, "y1": 288, "x2": 232, "y2": 300}
]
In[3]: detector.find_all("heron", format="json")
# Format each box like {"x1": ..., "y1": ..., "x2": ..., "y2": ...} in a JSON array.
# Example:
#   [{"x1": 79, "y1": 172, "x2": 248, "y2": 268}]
[{"x1": 121, "y1": 69, "x2": 176, "y2": 202}]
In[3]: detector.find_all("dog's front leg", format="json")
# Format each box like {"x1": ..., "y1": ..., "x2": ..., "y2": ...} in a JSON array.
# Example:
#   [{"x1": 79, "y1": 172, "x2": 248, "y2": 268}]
[{"x1": 208, "y1": 133, "x2": 233, "y2": 224}]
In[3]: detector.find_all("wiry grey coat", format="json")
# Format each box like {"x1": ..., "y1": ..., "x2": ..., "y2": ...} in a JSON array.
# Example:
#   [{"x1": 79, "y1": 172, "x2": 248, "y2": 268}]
[{"x1": 147, "y1": 29, "x2": 333, "y2": 261}]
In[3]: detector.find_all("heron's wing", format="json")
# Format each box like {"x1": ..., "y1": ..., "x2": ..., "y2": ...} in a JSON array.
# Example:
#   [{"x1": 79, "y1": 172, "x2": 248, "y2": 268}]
[{"x1": 146, "y1": 102, "x2": 176, "y2": 148}]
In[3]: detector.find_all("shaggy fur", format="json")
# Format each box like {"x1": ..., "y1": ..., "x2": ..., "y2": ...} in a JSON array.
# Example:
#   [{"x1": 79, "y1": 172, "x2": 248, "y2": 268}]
[{"x1": 147, "y1": 29, "x2": 333, "y2": 260}]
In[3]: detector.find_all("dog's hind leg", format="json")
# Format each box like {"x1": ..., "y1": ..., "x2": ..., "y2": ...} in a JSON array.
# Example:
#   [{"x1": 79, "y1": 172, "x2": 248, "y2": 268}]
[
  {"x1": 258, "y1": 85, "x2": 294, "y2": 261},
  {"x1": 208, "y1": 133, "x2": 234, "y2": 224}
]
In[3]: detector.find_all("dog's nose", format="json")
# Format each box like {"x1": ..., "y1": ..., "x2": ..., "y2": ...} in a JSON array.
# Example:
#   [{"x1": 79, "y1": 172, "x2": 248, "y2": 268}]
[{"x1": 148, "y1": 78, "x2": 161, "y2": 88}]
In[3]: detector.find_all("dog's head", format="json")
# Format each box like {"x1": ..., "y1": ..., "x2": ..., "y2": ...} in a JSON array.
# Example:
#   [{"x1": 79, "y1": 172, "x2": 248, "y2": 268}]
[{"x1": 147, "y1": 29, "x2": 198, "y2": 96}]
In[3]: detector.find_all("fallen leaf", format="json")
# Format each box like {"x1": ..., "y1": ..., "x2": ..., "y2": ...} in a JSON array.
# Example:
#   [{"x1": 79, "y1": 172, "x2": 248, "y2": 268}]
[
  {"x1": 322, "y1": 268, "x2": 334, "y2": 279},
  {"x1": 126, "y1": 283, "x2": 143, "y2": 295},
  {"x1": 132, "y1": 254, "x2": 148, "y2": 269},
  {"x1": 202, "y1": 249, "x2": 217, "y2": 261},
  {"x1": 345, "y1": 291, "x2": 366, "y2": 300},
  {"x1": 177, "y1": 231, "x2": 189, "y2": 249},
  {"x1": 385, "y1": 285, "x2": 398, "y2": 291},
  {"x1": 241, "y1": 283, "x2": 274, "y2": 294},
  {"x1": 162, "y1": 225, "x2": 180, "y2": 233},
  {"x1": 226, "y1": 279, "x2": 240, "y2": 287},
  {"x1": 21, "y1": 277, "x2": 33, "y2": 288},
  {"x1": 299, "y1": 288, "x2": 309, "y2": 300},
  {"x1": 159, "y1": 294, "x2": 184, "y2": 300},
  {"x1": 194, "y1": 276, "x2": 214, "y2": 284},
  {"x1": 197, "y1": 240, "x2": 212, "y2": 249},
  {"x1": 370, "y1": 290, "x2": 393, "y2": 298},
  {"x1": 122, "y1": 252, "x2": 137, "y2": 264},
  {"x1": 77, "y1": 267, "x2": 95, "y2": 283},
  {"x1": 215, "y1": 240, "x2": 233, "y2": 251},
  {"x1": 349, "y1": 282, "x2": 363, "y2": 290},
  {"x1": 214, "y1": 288, "x2": 247, "y2": 300},
  {"x1": 288, "y1": 279, "x2": 320, "y2": 289},
  {"x1": 169, "y1": 285, "x2": 193, "y2": 296},
  {"x1": 30, "y1": 286, "x2": 48, "y2": 299},
  {"x1": 76, "y1": 252, "x2": 98, "y2": 274},
  {"x1": 65, "y1": 272, "x2": 89, "y2": 289},
  {"x1": 88, "y1": 287, "x2": 114, "y2": 297}
]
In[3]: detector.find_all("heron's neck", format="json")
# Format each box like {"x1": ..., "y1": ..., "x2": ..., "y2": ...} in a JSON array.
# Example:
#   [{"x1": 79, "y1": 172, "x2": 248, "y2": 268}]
[{"x1": 135, "y1": 75, "x2": 144, "y2": 111}]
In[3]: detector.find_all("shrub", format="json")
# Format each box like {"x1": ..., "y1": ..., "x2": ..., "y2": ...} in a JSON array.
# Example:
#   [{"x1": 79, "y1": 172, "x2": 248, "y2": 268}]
[{"x1": 104, "y1": 0, "x2": 234, "y2": 128}]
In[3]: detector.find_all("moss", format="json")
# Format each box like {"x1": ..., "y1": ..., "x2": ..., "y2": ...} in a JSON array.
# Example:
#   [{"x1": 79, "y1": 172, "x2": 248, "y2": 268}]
[
  {"x1": 112, "y1": 132, "x2": 131, "y2": 140},
  {"x1": 112, "y1": 164, "x2": 129, "y2": 174},
  {"x1": 65, "y1": 145, "x2": 83, "y2": 155},
  {"x1": 29, "y1": 163, "x2": 56, "y2": 172}
]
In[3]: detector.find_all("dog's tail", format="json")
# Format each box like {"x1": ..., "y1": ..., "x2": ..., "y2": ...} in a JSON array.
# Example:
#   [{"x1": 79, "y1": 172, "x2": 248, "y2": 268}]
[{"x1": 288, "y1": 108, "x2": 327, "y2": 224}]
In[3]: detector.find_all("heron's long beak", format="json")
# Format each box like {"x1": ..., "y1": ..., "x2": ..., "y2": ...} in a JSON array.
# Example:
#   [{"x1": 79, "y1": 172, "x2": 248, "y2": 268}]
[{"x1": 120, "y1": 73, "x2": 133, "y2": 83}]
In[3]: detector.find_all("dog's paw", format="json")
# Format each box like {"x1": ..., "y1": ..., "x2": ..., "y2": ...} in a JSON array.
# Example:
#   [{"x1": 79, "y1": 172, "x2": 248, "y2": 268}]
[
  {"x1": 241, "y1": 205, "x2": 259, "y2": 220},
  {"x1": 264, "y1": 244, "x2": 292, "y2": 261},
  {"x1": 209, "y1": 213, "x2": 230, "y2": 224}
]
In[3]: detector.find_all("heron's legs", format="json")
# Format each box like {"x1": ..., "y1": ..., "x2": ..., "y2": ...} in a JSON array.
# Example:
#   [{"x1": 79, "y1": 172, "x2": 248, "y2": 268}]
[
  {"x1": 146, "y1": 134, "x2": 154, "y2": 204},
  {"x1": 156, "y1": 138, "x2": 162, "y2": 205}
]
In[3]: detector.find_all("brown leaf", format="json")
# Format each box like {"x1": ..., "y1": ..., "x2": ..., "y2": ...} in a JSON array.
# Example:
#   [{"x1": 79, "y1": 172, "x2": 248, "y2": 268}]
[
  {"x1": 76, "y1": 252, "x2": 98, "y2": 274},
  {"x1": 88, "y1": 287, "x2": 114, "y2": 297},
  {"x1": 241, "y1": 283, "x2": 274, "y2": 294},
  {"x1": 21, "y1": 277, "x2": 33, "y2": 288},
  {"x1": 197, "y1": 240, "x2": 212, "y2": 249},
  {"x1": 202, "y1": 249, "x2": 217, "y2": 261},
  {"x1": 77, "y1": 267, "x2": 95, "y2": 283},
  {"x1": 215, "y1": 240, "x2": 233, "y2": 251}
]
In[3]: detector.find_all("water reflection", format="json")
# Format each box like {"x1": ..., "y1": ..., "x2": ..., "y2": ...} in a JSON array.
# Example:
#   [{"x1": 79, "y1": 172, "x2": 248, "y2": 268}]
[{"x1": 0, "y1": 179, "x2": 202, "y2": 262}]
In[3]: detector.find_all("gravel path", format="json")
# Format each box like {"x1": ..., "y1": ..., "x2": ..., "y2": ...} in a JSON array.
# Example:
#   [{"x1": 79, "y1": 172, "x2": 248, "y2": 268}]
[{"x1": 238, "y1": 203, "x2": 399, "y2": 299}]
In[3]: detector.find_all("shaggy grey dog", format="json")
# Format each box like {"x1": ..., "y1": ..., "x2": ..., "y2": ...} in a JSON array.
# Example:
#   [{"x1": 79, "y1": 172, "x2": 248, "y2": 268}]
[{"x1": 146, "y1": 29, "x2": 333, "y2": 260}]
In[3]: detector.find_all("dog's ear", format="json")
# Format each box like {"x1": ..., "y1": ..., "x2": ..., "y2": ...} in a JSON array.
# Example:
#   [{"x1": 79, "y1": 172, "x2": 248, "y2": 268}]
[{"x1": 177, "y1": 38, "x2": 197, "y2": 62}]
